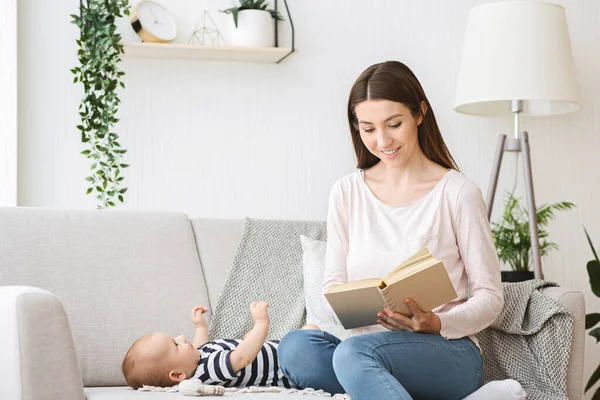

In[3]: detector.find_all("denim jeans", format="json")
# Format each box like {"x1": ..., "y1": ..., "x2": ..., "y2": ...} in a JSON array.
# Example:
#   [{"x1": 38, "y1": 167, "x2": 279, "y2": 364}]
[{"x1": 278, "y1": 329, "x2": 483, "y2": 400}]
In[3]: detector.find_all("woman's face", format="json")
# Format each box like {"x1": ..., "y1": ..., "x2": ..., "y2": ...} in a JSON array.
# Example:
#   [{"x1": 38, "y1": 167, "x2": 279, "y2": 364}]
[{"x1": 355, "y1": 100, "x2": 423, "y2": 167}]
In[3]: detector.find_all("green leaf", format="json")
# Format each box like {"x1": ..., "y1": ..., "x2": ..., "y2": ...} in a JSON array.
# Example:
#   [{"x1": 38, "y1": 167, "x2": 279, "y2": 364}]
[
  {"x1": 232, "y1": 8, "x2": 239, "y2": 28},
  {"x1": 591, "y1": 327, "x2": 600, "y2": 343},
  {"x1": 587, "y1": 314, "x2": 600, "y2": 330},
  {"x1": 119, "y1": 188, "x2": 127, "y2": 194},
  {"x1": 90, "y1": 163, "x2": 97, "y2": 170},
  {"x1": 81, "y1": 150, "x2": 91, "y2": 155},
  {"x1": 588, "y1": 260, "x2": 600, "y2": 297},
  {"x1": 86, "y1": 187, "x2": 93, "y2": 194},
  {"x1": 585, "y1": 227, "x2": 600, "y2": 263},
  {"x1": 118, "y1": 195, "x2": 124, "y2": 203},
  {"x1": 85, "y1": 176, "x2": 94, "y2": 182},
  {"x1": 96, "y1": 186, "x2": 104, "y2": 193},
  {"x1": 107, "y1": 201, "x2": 115, "y2": 207},
  {"x1": 586, "y1": 362, "x2": 600, "y2": 392},
  {"x1": 120, "y1": 163, "x2": 129, "y2": 168}
]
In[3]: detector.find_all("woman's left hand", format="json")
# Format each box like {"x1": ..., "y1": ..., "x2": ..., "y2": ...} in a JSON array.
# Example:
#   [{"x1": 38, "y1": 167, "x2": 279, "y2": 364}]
[{"x1": 377, "y1": 297, "x2": 442, "y2": 335}]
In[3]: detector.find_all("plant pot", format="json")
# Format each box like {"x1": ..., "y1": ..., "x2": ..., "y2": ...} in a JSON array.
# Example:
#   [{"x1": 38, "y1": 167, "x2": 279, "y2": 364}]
[
  {"x1": 501, "y1": 270, "x2": 535, "y2": 282},
  {"x1": 228, "y1": 9, "x2": 274, "y2": 48}
]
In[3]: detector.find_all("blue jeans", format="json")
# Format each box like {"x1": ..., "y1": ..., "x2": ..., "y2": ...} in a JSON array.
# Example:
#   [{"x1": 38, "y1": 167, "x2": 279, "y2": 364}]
[{"x1": 278, "y1": 329, "x2": 483, "y2": 400}]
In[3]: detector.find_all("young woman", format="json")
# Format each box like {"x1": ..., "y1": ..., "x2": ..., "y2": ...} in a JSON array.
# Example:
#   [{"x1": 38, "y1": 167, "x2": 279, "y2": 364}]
[{"x1": 277, "y1": 61, "x2": 504, "y2": 400}]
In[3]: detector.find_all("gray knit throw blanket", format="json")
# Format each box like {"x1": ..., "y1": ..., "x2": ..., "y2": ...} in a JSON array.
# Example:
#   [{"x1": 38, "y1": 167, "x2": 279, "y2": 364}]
[
  {"x1": 476, "y1": 280, "x2": 573, "y2": 400},
  {"x1": 208, "y1": 218, "x2": 327, "y2": 341}
]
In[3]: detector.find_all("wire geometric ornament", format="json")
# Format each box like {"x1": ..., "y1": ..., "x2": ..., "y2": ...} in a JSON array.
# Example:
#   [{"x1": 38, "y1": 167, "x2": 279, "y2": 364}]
[{"x1": 188, "y1": 10, "x2": 228, "y2": 46}]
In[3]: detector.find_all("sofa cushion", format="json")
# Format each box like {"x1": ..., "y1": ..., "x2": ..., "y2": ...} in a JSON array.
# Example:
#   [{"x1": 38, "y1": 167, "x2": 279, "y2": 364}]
[
  {"x1": 0, "y1": 208, "x2": 210, "y2": 387},
  {"x1": 299, "y1": 236, "x2": 348, "y2": 339}
]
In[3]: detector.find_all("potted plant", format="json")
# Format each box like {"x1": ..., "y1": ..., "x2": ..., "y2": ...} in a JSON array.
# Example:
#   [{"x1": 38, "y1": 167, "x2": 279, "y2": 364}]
[
  {"x1": 221, "y1": 0, "x2": 284, "y2": 48},
  {"x1": 583, "y1": 228, "x2": 600, "y2": 398},
  {"x1": 491, "y1": 192, "x2": 575, "y2": 282}
]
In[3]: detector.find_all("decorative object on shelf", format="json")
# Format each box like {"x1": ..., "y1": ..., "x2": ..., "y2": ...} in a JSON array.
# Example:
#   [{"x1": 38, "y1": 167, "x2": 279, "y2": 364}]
[
  {"x1": 130, "y1": 0, "x2": 177, "y2": 43},
  {"x1": 188, "y1": 10, "x2": 227, "y2": 46},
  {"x1": 70, "y1": 0, "x2": 130, "y2": 209},
  {"x1": 221, "y1": 0, "x2": 284, "y2": 48},
  {"x1": 491, "y1": 192, "x2": 575, "y2": 282},
  {"x1": 583, "y1": 228, "x2": 600, "y2": 398},
  {"x1": 454, "y1": 1, "x2": 582, "y2": 280}
]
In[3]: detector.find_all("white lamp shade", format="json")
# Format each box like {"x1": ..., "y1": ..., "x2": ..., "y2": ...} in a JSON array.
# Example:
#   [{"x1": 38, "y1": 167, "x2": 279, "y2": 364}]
[{"x1": 454, "y1": 1, "x2": 582, "y2": 117}]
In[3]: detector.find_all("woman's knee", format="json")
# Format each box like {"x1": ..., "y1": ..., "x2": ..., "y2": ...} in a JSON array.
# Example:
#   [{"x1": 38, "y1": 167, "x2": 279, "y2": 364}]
[
  {"x1": 278, "y1": 329, "x2": 317, "y2": 367},
  {"x1": 332, "y1": 335, "x2": 364, "y2": 374}
]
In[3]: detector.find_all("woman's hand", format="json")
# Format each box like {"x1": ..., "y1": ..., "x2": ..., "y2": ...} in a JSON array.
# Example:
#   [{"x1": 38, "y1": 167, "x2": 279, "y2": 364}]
[{"x1": 377, "y1": 297, "x2": 441, "y2": 335}]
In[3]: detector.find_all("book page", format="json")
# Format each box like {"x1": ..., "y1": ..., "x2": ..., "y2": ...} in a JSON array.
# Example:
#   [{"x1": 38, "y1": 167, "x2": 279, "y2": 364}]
[
  {"x1": 385, "y1": 257, "x2": 440, "y2": 284},
  {"x1": 324, "y1": 277, "x2": 382, "y2": 294}
]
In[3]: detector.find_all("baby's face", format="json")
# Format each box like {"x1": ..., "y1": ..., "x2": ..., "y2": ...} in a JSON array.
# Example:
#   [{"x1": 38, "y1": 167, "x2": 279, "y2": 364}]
[{"x1": 143, "y1": 333, "x2": 201, "y2": 379}]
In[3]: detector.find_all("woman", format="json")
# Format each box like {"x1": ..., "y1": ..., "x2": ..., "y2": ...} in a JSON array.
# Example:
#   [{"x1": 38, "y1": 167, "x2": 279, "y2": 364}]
[{"x1": 278, "y1": 61, "x2": 504, "y2": 400}]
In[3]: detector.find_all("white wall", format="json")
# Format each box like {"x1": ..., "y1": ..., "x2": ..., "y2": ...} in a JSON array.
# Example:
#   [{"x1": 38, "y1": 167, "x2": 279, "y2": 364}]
[
  {"x1": 16, "y1": 0, "x2": 600, "y2": 397},
  {"x1": 0, "y1": 0, "x2": 17, "y2": 206}
]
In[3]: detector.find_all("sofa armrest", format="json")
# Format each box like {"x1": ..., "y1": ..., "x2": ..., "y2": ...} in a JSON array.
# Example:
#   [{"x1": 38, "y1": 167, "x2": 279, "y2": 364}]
[
  {"x1": 541, "y1": 286, "x2": 585, "y2": 400},
  {"x1": 0, "y1": 286, "x2": 85, "y2": 400}
]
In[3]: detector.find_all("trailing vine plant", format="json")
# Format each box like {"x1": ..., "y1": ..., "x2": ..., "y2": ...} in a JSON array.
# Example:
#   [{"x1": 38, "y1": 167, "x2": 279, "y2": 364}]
[{"x1": 71, "y1": 0, "x2": 130, "y2": 208}]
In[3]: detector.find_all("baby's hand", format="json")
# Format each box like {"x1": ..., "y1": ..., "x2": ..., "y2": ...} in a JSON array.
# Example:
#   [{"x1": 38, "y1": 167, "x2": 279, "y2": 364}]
[
  {"x1": 250, "y1": 301, "x2": 270, "y2": 325},
  {"x1": 191, "y1": 306, "x2": 209, "y2": 328}
]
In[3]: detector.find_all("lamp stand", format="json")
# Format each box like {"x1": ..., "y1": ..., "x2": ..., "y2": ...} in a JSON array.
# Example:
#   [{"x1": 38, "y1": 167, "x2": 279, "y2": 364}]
[{"x1": 486, "y1": 101, "x2": 544, "y2": 280}]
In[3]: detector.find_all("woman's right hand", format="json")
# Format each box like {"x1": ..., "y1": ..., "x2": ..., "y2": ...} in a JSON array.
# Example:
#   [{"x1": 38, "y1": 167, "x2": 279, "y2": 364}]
[{"x1": 377, "y1": 297, "x2": 441, "y2": 334}]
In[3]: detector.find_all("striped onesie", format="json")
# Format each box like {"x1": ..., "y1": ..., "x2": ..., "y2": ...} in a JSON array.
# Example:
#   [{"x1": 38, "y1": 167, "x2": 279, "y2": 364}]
[{"x1": 191, "y1": 339, "x2": 295, "y2": 388}]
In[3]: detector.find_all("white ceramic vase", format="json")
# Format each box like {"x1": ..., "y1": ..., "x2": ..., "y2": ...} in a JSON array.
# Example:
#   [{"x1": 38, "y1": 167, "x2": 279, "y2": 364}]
[{"x1": 228, "y1": 9, "x2": 274, "y2": 48}]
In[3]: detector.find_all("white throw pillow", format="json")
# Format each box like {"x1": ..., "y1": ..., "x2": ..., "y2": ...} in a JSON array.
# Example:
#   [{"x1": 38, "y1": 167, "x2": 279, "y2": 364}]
[{"x1": 300, "y1": 235, "x2": 350, "y2": 339}]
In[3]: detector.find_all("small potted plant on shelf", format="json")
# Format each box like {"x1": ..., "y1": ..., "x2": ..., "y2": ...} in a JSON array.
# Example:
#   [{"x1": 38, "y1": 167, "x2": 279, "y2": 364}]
[
  {"x1": 221, "y1": 0, "x2": 284, "y2": 48},
  {"x1": 491, "y1": 192, "x2": 575, "y2": 282}
]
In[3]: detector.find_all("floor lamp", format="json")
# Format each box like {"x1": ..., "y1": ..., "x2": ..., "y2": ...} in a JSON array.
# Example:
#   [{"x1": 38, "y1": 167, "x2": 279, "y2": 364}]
[{"x1": 454, "y1": 1, "x2": 582, "y2": 280}]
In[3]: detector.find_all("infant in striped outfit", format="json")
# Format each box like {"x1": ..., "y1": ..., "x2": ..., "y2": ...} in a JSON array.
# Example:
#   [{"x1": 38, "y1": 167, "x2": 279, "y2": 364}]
[{"x1": 122, "y1": 302, "x2": 317, "y2": 390}]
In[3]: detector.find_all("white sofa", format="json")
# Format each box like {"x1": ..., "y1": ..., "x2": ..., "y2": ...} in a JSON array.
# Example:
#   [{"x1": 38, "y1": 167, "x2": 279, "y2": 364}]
[{"x1": 0, "y1": 207, "x2": 586, "y2": 400}]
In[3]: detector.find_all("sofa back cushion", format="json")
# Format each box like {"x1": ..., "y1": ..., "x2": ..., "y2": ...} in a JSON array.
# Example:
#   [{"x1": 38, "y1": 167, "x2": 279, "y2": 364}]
[
  {"x1": 0, "y1": 207, "x2": 210, "y2": 387},
  {"x1": 189, "y1": 218, "x2": 245, "y2": 312}
]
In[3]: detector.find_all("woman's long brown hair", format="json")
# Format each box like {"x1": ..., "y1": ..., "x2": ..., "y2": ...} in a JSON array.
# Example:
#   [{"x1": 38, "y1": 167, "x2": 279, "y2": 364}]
[{"x1": 347, "y1": 61, "x2": 459, "y2": 171}]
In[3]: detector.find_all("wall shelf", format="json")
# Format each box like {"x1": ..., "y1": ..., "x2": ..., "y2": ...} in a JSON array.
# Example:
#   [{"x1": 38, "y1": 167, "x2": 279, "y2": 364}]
[{"x1": 121, "y1": 42, "x2": 295, "y2": 63}]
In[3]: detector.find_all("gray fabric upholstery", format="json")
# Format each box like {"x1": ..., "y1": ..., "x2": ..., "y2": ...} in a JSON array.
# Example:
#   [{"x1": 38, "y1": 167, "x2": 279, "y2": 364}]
[
  {"x1": 0, "y1": 286, "x2": 85, "y2": 400},
  {"x1": 541, "y1": 287, "x2": 586, "y2": 400},
  {"x1": 190, "y1": 218, "x2": 245, "y2": 313},
  {"x1": 0, "y1": 208, "x2": 210, "y2": 387}
]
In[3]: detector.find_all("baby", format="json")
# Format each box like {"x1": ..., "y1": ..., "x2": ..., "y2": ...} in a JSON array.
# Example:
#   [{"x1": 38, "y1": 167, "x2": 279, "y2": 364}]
[{"x1": 122, "y1": 301, "x2": 317, "y2": 390}]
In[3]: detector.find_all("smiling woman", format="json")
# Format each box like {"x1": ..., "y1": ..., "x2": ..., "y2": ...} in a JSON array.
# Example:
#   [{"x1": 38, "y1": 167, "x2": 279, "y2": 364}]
[
  {"x1": 0, "y1": 0, "x2": 17, "y2": 206},
  {"x1": 277, "y1": 61, "x2": 505, "y2": 400}
]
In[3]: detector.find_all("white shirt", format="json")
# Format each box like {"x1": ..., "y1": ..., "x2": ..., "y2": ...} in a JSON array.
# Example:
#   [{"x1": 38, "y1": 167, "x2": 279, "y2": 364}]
[{"x1": 322, "y1": 169, "x2": 504, "y2": 345}]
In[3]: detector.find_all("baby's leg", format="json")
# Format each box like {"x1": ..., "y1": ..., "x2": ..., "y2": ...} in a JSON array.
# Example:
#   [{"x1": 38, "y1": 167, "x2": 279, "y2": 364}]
[{"x1": 302, "y1": 324, "x2": 321, "y2": 330}]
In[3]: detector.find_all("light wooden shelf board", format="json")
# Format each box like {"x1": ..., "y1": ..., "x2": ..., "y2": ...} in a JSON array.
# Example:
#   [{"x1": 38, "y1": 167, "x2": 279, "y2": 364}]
[{"x1": 121, "y1": 42, "x2": 294, "y2": 63}]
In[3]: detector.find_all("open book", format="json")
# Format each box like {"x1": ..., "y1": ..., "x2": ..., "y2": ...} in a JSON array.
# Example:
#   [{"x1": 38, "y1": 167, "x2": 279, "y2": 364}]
[{"x1": 323, "y1": 248, "x2": 457, "y2": 330}]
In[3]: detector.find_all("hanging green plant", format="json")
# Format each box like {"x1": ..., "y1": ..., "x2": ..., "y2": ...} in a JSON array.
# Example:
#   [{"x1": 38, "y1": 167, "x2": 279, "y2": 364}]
[{"x1": 70, "y1": 0, "x2": 130, "y2": 209}]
